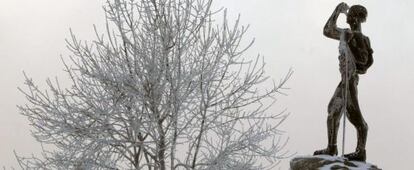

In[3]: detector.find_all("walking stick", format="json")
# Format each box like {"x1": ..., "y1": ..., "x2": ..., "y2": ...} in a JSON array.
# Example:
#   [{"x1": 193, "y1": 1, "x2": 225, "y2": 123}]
[{"x1": 339, "y1": 29, "x2": 354, "y2": 157}]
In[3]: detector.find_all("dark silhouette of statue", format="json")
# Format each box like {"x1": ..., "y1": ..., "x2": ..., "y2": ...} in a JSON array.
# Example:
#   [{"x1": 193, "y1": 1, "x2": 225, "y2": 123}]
[{"x1": 314, "y1": 2, "x2": 373, "y2": 162}]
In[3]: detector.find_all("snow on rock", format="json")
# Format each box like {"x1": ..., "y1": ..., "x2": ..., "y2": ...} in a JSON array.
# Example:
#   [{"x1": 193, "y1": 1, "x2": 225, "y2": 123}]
[{"x1": 290, "y1": 155, "x2": 381, "y2": 170}]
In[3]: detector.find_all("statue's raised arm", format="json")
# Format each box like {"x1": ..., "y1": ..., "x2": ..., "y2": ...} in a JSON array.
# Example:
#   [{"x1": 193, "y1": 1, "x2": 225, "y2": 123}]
[{"x1": 324, "y1": 2, "x2": 349, "y2": 40}]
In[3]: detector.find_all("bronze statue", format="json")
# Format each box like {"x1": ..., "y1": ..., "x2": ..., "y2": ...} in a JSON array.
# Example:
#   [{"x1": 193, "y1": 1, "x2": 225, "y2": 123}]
[{"x1": 314, "y1": 2, "x2": 373, "y2": 162}]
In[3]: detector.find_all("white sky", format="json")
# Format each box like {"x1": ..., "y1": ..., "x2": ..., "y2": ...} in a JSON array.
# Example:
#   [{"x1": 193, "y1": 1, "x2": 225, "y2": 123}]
[{"x1": 1, "y1": 0, "x2": 413, "y2": 169}]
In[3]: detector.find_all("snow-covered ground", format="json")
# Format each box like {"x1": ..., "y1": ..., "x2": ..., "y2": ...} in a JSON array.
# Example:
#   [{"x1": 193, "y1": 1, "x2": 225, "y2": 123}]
[{"x1": 291, "y1": 155, "x2": 381, "y2": 170}]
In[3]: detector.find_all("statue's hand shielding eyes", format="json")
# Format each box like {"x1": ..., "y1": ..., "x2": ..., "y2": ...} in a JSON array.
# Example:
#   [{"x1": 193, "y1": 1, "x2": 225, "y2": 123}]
[{"x1": 336, "y1": 2, "x2": 349, "y2": 14}]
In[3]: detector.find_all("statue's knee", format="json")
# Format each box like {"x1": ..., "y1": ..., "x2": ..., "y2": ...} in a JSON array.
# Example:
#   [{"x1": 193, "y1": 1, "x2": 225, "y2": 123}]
[
  {"x1": 358, "y1": 122, "x2": 368, "y2": 133},
  {"x1": 328, "y1": 97, "x2": 343, "y2": 114},
  {"x1": 363, "y1": 122, "x2": 369, "y2": 132},
  {"x1": 328, "y1": 106, "x2": 340, "y2": 115},
  {"x1": 327, "y1": 113, "x2": 336, "y2": 120},
  {"x1": 327, "y1": 107, "x2": 333, "y2": 115}
]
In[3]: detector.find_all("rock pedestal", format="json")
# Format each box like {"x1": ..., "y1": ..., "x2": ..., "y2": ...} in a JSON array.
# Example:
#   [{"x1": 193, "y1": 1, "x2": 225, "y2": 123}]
[{"x1": 290, "y1": 155, "x2": 381, "y2": 170}]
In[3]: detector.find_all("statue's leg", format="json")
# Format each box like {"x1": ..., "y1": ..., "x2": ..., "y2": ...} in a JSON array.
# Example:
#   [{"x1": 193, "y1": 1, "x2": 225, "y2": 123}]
[
  {"x1": 345, "y1": 76, "x2": 368, "y2": 161},
  {"x1": 314, "y1": 82, "x2": 343, "y2": 156},
  {"x1": 327, "y1": 83, "x2": 344, "y2": 147}
]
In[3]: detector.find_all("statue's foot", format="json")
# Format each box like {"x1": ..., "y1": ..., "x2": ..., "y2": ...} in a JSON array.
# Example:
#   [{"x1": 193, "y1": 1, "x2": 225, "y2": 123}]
[
  {"x1": 314, "y1": 145, "x2": 338, "y2": 156},
  {"x1": 344, "y1": 149, "x2": 366, "y2": 162}
]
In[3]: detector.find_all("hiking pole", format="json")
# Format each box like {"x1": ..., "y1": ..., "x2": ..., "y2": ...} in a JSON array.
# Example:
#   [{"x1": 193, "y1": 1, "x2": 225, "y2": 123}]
[{"x1": 339, "y1": 29, "x2": 351, "y2": 157}]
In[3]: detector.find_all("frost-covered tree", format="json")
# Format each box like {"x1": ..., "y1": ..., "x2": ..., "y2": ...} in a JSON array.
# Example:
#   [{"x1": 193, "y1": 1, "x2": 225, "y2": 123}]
[{"x1": 16, "y1": 0, "x2": 292, "y2": 169}]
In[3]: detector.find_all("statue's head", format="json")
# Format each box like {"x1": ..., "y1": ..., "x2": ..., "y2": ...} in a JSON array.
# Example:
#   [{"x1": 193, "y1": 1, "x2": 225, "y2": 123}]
[{"x1": 347, "y1": 5, "x2": 367, "y2": 25}]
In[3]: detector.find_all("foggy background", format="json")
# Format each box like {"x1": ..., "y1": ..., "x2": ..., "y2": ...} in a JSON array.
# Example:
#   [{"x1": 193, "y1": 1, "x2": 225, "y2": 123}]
[{"x1": 1, "y1": 0, "x2": 413, "y2": 169}]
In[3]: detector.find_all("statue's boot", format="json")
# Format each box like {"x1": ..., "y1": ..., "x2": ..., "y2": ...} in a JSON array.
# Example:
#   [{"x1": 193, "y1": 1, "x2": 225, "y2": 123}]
[
  {"x1": 314, "y1": 144, "x2": 338, "y2": 156},
  {"x1": 344, "y1": 148, "x2": 366, "y2": 162},
  {"x1": 345, "y1": 121, "x2": 368, "y2": 162},
  {"x1": 314, "y1": 113, "x2": 340, "y2": 156}
]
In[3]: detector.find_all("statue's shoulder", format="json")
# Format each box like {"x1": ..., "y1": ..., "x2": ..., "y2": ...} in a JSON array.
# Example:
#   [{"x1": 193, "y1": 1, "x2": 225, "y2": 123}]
[
  {"x1": 359, "y1": 33, "x2": 370, "y2": 42},
  {"x1": 357, "y1": 33, "x2": 372, "y2": 50},
  {"x1": 349, "y1": 32, "x2": 370, "y2": 45}
]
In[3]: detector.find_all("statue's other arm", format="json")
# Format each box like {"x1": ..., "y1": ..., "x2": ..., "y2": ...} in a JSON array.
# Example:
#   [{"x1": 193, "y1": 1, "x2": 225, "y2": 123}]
[{"x1": 324, "y1": 2, "x2": 349, "y2": 40}]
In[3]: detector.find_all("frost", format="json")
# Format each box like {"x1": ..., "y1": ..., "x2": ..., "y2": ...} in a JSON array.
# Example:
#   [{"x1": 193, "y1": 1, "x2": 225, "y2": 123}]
[{"x1": 15, "y1": 0, "x2": 292, "y2": 169}]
